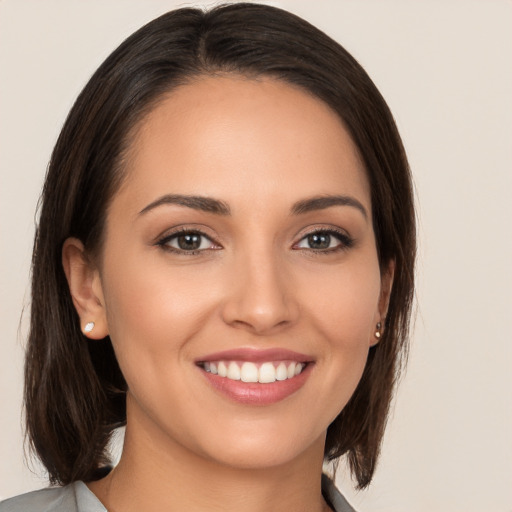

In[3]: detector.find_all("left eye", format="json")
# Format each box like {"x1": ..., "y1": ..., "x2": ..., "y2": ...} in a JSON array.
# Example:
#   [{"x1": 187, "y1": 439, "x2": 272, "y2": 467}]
[
  {"x1": 295, "y1": 231, "x2": 346, "y2": 250},
  {"x1": 162, "y1": 231, "x2": 215, "y2": 252}
]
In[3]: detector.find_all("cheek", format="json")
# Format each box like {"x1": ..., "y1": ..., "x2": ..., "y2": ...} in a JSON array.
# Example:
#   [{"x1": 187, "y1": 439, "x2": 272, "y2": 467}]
[
  {"x1": 300, "y1": 257, "x2": 381, "y2": 408},
  {"x1": 99, "y1": 254, "x2": 218, "y2": 385},
  {"x1": 305, "y1": 258, "x2": 381, "y2": 343},
  {"x1": 103, "y1": 245, "x2": 214, "y2": 328}
]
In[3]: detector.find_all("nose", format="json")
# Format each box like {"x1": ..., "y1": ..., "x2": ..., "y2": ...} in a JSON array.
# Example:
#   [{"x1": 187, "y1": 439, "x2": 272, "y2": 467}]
[{"x1": 220, "y1": 249, "x2": 299, "y2": 335}]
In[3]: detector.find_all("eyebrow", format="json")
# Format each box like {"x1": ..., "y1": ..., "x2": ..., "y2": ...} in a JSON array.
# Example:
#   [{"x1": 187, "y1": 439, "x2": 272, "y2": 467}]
[
  {"x1": 139, "y1": 193, "x2": 367, "y2": 219},
  {"x1": 291, "y1": 195, "x2": 368, "y2": 219},
  {"x1": 139, "y1": 194, "x2": 231, "y2": 215}
]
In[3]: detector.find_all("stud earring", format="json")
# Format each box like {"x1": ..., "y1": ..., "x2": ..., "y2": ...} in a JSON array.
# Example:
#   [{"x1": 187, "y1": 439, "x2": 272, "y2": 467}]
[
  {"x1": 375, "y1": 321, "x2": 382, "y2": 339},
  {"x1": 84, "y1": 322, "x2": 95, "y2": 333}
]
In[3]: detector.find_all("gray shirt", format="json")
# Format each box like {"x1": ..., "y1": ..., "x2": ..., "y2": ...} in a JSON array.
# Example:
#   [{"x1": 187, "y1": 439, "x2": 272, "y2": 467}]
[{"x1": 0, "y1": 475, "x2": 355, "y2": 512}]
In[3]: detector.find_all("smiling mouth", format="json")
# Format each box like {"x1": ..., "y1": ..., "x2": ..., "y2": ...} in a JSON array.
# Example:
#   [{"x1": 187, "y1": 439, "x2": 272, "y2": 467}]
[
  {"x1": 199, "y1": 361, "x2": 306, "y2": 384},
  {"x1": 198, "y1": 360, "x2": 307, "y2": 383}
]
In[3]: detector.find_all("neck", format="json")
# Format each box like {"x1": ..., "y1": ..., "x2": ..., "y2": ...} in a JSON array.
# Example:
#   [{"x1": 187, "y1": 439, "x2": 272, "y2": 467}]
[{"x1": 89, "y1": 401, "x2": 331, "y2": 512}]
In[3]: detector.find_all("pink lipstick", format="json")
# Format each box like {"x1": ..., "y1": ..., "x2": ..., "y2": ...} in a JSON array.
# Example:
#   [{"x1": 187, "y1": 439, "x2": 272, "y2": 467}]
[{"x1": 196, "y1": 348, "x2": 313, "y2": 405}]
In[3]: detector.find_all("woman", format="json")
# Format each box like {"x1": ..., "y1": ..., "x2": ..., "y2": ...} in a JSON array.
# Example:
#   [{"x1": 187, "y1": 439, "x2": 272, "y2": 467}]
[{"x1": 1, "y1": 3, "x2": 415, "y2": 511}]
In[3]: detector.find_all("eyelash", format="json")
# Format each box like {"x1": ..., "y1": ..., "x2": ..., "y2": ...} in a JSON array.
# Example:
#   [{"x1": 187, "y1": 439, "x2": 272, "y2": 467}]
[
  {"x1": 156, "y1": 228, "x2": 219, "y2": 255},
  {"x1": 156, "y1": 227, "x2": 354, "y2": 256},
  {"x1": 293, "y1": 227, "x2": 354, "y2": 254}
]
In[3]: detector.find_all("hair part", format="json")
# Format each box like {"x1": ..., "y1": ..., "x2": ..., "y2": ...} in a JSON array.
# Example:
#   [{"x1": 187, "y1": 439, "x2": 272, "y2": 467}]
[{"x1": 25, "y1": 3, "x2": 415, "y2": 489}]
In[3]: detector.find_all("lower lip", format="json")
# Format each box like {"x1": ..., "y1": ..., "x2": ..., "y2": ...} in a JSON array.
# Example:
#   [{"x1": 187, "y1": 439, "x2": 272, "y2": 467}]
[{"x1": 199, "y1": 364, "x2": 313, "y2": 405}]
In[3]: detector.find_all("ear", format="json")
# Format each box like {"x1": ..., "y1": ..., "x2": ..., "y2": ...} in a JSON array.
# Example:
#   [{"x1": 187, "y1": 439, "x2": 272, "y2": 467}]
[
  {"x1": 62, "y1": 237, "x2": 109, "y2": 339},
  {"x1": 371, "y1": 259, "x2": 395, "y2": 346}
]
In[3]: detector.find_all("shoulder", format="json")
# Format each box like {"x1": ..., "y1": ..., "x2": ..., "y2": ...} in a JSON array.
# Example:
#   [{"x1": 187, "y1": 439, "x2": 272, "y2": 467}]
[
  {"x1": 0, "y1": 484, "x2": 76, "y2": 512},
  {"x1": 0, "y1": 481, "x2": 105, "y2": 512},
  {"x1": 321, "y1": 474, "x2": 357, "y2": 512}
]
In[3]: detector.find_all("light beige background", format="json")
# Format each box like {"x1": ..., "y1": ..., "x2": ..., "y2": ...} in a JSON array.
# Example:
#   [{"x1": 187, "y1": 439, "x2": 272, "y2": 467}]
[{"x1": 1, "y1": 1, "x2": 511, "y2": 510}]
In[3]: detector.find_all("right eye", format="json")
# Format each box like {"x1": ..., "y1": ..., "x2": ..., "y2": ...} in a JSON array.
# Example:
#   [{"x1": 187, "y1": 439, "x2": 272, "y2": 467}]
[{"x1": 158, "y1": 230, "x2": 219, "y2": 254}]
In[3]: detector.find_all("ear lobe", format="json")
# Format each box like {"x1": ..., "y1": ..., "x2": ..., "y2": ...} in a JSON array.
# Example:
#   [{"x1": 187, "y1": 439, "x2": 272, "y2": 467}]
[
  {"x1": 62, "y1": 237, "x2": 109, "y2": 339},
  {"x1": 370, "y1": 259, "x2": 395, "y2": 347}
]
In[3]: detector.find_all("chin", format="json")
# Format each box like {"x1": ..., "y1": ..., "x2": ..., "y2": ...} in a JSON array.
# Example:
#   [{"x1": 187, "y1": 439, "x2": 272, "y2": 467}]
[{"x1": 193, "y1": 419, "x2": 327, "y2": 471}]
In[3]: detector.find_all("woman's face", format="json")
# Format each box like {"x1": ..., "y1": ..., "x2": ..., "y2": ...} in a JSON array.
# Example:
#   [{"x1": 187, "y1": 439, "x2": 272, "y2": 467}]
[{"x1": 93, "y1": 76, "x2": 390, "y2": 469}]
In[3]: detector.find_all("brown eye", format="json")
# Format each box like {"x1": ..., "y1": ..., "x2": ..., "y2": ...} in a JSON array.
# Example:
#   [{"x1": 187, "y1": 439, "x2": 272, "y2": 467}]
[
  {"x1": 306, "y1": 233, "x2": 331, "y2": 249},
  {"x1": 176, "y1": 233, "x2": 202, "y2": 250},
  {"x1": 159, "y1": 230, "x2": 217, "y2": 253},
  {"x1": 295, "y1": 229, "x2": 353, "y2": 252}
]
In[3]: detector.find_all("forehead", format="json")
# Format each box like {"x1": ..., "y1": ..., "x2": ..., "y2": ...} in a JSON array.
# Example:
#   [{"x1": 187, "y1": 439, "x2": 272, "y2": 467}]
[{"x1": 118, "y1": 75, "x2": 370, "y2": 213}]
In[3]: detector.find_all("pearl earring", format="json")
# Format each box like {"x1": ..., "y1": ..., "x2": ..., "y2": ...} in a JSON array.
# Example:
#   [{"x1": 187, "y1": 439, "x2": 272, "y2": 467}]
[
  {"x1": 84, "y1": 322, "x2": 95, "y2": 333},
  {"x1": 375, "y1": 322, "x2": 382, "y2": 339}
]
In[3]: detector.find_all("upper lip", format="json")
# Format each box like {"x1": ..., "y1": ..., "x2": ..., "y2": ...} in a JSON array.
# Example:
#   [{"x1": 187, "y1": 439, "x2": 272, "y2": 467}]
[{"x1": 196, "y1": 348, "x2": 313, "y2": 364}]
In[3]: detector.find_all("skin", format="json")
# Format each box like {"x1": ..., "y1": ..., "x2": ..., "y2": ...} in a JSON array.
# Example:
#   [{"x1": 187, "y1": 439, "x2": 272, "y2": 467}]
[{"x1": 63, "y1": 76, "x2": 393, "y2": 512}]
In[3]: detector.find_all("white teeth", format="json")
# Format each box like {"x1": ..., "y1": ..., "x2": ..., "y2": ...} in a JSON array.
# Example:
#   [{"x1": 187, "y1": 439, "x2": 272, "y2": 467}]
[
  {"x1": 203, "y1": 360, "x2": 306, "y2": 383},
  {"x1": 240, "y1": 362, "x2": 258, "y2": 383},
  {"x1": 276, "y1": 362, "x2": 288, "y2": 381},
  {"x1": 217, "y1": 361, "x2": 227, "y2": 377},
  {"x1": 259, "y1": 362, "x2": 276, "y2": 383},
  {"x1": 227, "y1": 361, "x2": 241, "y2": 380}
]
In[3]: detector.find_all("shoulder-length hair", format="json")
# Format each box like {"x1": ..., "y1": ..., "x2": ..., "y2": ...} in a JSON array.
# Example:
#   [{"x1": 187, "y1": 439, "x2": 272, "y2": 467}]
[{"x1": 25, "y1": 2, "x2": 415, "y2": 490}]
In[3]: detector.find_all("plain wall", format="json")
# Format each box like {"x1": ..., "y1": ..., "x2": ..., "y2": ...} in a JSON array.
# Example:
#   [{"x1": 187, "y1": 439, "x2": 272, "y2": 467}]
[{"x1": 1, "y1": 1, "x2": 511, "y2": 510}]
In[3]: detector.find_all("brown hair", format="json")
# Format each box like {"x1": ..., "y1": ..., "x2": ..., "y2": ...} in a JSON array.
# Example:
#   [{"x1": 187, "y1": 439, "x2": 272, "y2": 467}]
[{"x1": 25, "y1": 3, "x2": 415, "y2": 489}]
